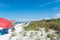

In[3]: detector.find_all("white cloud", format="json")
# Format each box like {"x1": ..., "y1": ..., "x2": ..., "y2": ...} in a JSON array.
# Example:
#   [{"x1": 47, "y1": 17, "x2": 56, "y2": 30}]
[
  {"x1": 55, "y1": 0, "x2": 60, "y2": 2},
  {"x1": 37, "y1": 0, "x2": 60, "y2": 7},
  {"x1": 43, "y1": 17, "x2": 50, "y2": 20},
  {"x1": 0, "y1": 4, "x2": 11, "y2": 8},
  {"x1": 15, "y1": 18, "x2": 41, "y2": 21},
  {"x1": 37, "y1": 2, "x2": 52, "y2": 7},
  {"x1": 54, "y1": 13, "x2": 60, "y2": 18}
]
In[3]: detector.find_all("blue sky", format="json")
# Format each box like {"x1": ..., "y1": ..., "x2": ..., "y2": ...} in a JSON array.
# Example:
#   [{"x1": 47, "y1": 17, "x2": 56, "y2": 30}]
[{"x1": 0, "y1": 0, "x2": 60, "y2": 21}]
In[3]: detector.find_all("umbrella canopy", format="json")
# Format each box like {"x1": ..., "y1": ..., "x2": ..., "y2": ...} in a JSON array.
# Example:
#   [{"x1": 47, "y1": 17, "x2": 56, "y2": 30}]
[{"x1": 0, "y1": 18, "x2": 11, "y2": 28}]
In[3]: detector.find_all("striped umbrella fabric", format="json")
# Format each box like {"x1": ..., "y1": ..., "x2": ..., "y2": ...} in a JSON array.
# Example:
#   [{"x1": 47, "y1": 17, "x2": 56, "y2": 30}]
[{"x1": 0, "y1": 18, "x2": 11, "y2": 28}]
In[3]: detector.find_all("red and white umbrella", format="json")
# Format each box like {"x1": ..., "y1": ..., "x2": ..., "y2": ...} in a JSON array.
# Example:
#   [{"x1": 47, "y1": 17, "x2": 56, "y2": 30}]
[{"x1": 0, "y1": 18, "x2": 12, "y2": 28}]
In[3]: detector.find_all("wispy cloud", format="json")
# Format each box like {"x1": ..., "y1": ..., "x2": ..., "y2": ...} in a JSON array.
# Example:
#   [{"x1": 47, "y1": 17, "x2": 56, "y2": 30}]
[
  {"x1": 0, "y1": 4, "x2": 11, "y2": 8},
  {"x1": 37, "y1": 2, "x2": 52, "y2": 7},
  {"x1": 54, "y1": 0, "x2": 60, "y2": 2},
  {"x1": 16, "y1": 18, "x2": 41, "y2": 21},
  {"x1": 37, "y1": 2, "x2": 54, "y2": 7},
  {"x1": 37, "y1": 0, "x2": 60, "y2": 7},
  {"x1": 53, "y1": 7, "x2": 59, "y2": 10},
  {"x1": 54, "y1": 13, "x2": 60, "y2": 18}
]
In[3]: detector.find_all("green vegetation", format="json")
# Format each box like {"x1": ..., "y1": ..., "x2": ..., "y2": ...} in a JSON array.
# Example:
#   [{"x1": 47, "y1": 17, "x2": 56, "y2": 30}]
[
  {"x1": 24, "y1": 18, "x2": 60, "y2": 32},
  {"x1": 47, "y1": 34, "x2": 55, "y2": 40}
]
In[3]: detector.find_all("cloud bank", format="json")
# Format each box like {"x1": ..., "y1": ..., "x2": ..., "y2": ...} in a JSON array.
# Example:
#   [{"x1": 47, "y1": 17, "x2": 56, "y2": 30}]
[{"x1": 54, "y1": 13, "x2": 60, "y2": 18}]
